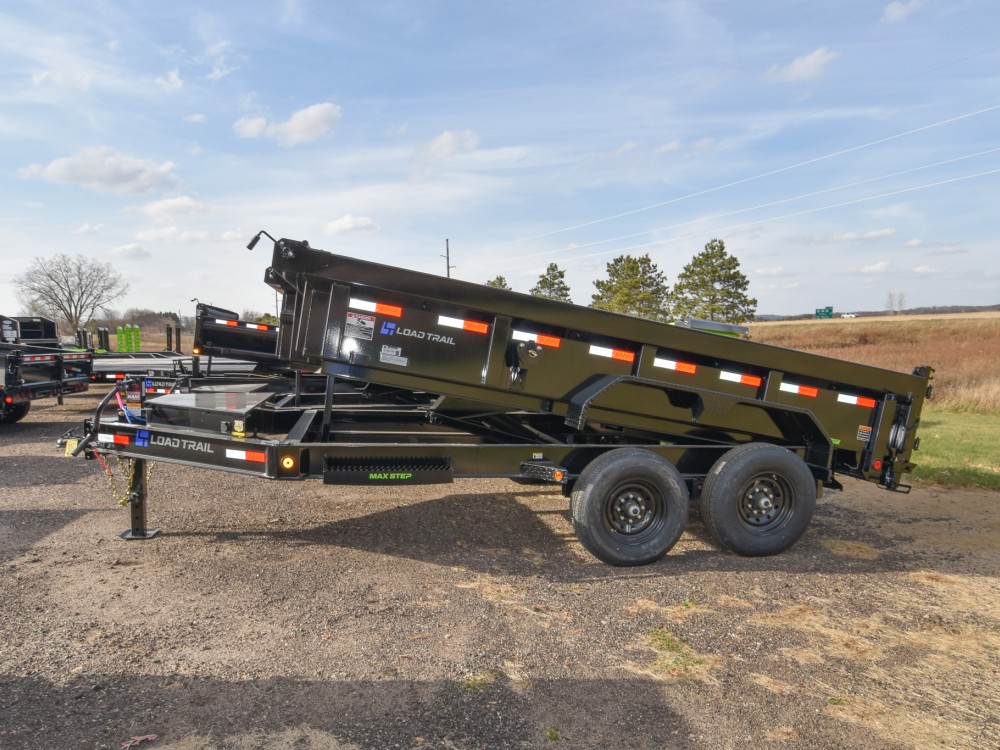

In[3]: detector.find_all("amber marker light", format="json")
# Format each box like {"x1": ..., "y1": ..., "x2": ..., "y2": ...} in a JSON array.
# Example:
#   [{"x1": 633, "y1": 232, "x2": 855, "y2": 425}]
[{"x1": 280, "y1": 455, "x2": 297, "y2": 471}]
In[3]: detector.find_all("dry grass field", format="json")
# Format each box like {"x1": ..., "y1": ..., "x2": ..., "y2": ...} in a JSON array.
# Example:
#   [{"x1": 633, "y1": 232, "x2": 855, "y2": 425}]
[{"x1": 751, "y1": 312, "x2": 1000, "y2": 416}]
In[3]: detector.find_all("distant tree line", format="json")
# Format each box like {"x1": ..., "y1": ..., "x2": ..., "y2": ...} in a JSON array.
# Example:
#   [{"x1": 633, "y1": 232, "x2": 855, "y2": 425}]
[{"x1": 485, "y1": 238, "x2": 757, "y2": 325}]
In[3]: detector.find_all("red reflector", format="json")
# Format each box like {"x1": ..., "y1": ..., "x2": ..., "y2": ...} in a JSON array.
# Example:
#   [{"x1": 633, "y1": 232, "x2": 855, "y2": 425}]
[
  {"x1": 741, "y1": 375, "x2": 763, "y2": 387},
  {"x1": 114, "y1": 373, "x2": 126, "y2": 380},
  {"x1": 246, "y1": 451, "x2": 267, "y2": 463},
  {"x1": 536, "y1": 334, "x2": 562, "y2": 348},
  {"x1": 113, "y1": 434, "x2": 130, "y2": 445},
  {"x1": 676, "y1": 362, "x2": 697, "y2": 375},
  {"x1": 800, "y1": 386, "x2": 819, "y2": 398},
  {"x1": 872, "y1": 460, "x2": 883, "y2": 470},
  {"x1": 225, "y1": 320, "x2": 238, "y2": 327},
  {"x1": 375, "y1": 303, "x2": 403, "y2": 317},
  {"x1": 4, "y1": 396, "x2": 12, "y2": 404},
  {"x1": 463, "y1": 320, "x2": 489, "y2": 334},
  {"x1": 611, "y1": 349, "x2": 635, "y2": 363},
  {"x1": 858, "y1": 397, "x2": 877, "y2": 409}
]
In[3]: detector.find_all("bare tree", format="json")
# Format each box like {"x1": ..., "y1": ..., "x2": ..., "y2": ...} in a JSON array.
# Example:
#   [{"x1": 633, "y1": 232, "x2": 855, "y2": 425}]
[
  {"x1": 886, "y1": 291, "x2": 897, "y2": 315},
  {"x1": 14, "y1": 254, "x2": 129, "y2": 331},
  {"x1": 896, "y1": 291, "x2": 907, "y2": 315}
]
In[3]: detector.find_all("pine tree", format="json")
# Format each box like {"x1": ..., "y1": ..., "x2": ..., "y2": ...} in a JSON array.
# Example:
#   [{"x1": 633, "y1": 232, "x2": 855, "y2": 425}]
[
  {"x1": 590, "y1": 254, "x2": 670, "y2": 320},
  {"x1": 670, "y1": 239, "x2": 757, "y2": 323},
  {"x1": 530, "y1": 263, "x2": 572, "y2": 302},
  {"x1": 485, "y1": 275, "x2": 512, "y2": 290}
]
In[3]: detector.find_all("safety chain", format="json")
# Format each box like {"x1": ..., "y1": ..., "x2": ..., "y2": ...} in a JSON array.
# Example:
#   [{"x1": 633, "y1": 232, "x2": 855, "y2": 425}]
[{"x1": 94, "y1": 453, "x2": 156, "y2": 507}]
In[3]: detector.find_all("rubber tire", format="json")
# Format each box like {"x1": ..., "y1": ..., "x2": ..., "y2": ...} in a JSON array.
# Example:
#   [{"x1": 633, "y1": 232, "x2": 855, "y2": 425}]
[
  {"x1": 0, "y1": 401, "x2": 31, "y2": 424},
  {"x1": 571, "y1": 448, "x2": 689, "y2": 566},
  {"x1": 699, "y1": 443, "x2": 816, "y2": 557}
]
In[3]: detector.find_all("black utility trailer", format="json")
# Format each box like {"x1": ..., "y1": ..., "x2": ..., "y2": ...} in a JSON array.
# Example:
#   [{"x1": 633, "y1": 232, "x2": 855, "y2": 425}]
[
  {"x1": 1, "y1": 343, "x2": 92, "y2": 423},
  {"x1": 69, "y1": 235, "x2": 933, "y2": 564}
]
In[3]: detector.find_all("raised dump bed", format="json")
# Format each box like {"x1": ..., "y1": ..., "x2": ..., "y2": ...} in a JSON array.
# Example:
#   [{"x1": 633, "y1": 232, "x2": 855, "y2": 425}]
[{"x1": 68, "y1": 234, "x2": 933, "y2": 565}]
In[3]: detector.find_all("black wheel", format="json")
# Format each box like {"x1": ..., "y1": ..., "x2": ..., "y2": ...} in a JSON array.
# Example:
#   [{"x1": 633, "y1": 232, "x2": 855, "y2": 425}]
[
  {"x1": 0, "y1": 401, "x2": 30, "y2": 424},
  {"x1": 699, "y1": 443, "x2": 816, "y2": 556},
  {"x1": 571, "y1": 448, "x2": 689, "y2": 566}
]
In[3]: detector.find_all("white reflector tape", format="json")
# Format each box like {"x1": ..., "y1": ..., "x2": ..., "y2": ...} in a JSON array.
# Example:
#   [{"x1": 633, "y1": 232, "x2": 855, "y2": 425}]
[
  {"x1": 438, "y1": 315, "x2": 489, "y2": 334},
  {"x1": 780, "y1": 382, "x2": 819, "y2": 398},
  {"x1": 653, "y1": 358, "x2": 697, "y2": 374},
  {"x1": 225, "y1": 448, "x2": 267, "y2": 463},
  {"x1": 512, "y1": 330, "x2": 561, "y2": 347},
  {"x1": 720, "y1": 371, "x2": 763, "y2": 387},
  {"x1": 588, "y1": 345, "x2": 635, "y2": 363},
  {"x1": 97, "y1": 433, "x2": 115, "y2": 443},
  {"x1": 837, "y1": 393, "x2": 877, "y2": 408},
  {"x1": 348, "y1": 298, "x2": 377, "y2": 313},
  {"x1": 214, "y1": 318, "x2": 239, "y2": 327}
]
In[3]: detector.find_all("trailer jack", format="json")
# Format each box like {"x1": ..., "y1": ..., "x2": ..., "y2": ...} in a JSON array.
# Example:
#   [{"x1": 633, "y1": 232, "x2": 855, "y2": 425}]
[{"x1": 120, "y1": 457, "x2": 160, "y2": 540}]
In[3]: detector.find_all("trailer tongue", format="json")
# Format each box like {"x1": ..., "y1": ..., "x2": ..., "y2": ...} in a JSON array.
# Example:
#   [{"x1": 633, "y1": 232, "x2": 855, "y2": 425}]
[{"x1": 69, "y1": 234, "x2": 933, "y2": 565}]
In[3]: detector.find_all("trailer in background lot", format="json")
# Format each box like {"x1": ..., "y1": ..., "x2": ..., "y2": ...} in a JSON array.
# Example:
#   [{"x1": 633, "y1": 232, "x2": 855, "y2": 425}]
[{"x1": 68, "y1": 234, "x2": 933, "y2": 565}]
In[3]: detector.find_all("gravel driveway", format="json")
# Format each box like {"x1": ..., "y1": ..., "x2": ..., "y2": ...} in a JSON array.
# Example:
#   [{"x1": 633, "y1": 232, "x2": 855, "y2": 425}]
[{"x1": 1, "y1": 391, "x2": 997, "y2": 749}]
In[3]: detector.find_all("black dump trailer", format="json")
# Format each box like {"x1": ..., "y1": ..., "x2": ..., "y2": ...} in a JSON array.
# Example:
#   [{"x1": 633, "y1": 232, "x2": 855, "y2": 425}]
[
  {"x1": 1, "y1": 346, "x2": 92, "y2": 425},
  {"x1": 68, "y1": 235, "x2": 933, "y2": 564}
]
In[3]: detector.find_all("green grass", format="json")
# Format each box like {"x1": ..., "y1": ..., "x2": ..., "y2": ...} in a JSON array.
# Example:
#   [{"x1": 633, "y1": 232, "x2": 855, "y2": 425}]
[
  {"x1": 649, "y1": 627, "x2": 706, "y2": 676},
  {"x1": 911, "y1": 409, "x2": 1000, "y2": 490}
]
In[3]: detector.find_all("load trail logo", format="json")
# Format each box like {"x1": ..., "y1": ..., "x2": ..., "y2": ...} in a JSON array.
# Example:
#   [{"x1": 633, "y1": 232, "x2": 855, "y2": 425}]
[{"x1": 380, "y1": 321, "x2": 454, "y2": 345}]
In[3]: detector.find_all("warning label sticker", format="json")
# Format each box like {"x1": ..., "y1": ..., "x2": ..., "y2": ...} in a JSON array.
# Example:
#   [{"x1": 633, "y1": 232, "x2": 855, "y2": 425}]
[
  {"x1": 857, "y1": 425, "x2": 872, "y2": 442},
  {"x1": 380, "y1": 345, "x2": 408, "y2": 367},
  {"x1": 346, "y1": 312, "x2": 375, "y2": 341}
]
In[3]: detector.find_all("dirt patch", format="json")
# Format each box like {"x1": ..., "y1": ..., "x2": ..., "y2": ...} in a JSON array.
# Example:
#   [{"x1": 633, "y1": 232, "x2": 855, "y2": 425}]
[{"x1": 1, "y1": 392, "x2": 997, "y2": 749}]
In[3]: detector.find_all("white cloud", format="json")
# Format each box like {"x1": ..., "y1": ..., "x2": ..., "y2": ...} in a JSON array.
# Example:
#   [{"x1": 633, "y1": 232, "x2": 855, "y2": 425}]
[
  {"x1": 861, "y1": 261, "x2": 891, "y2": 273},
  {"x1": 414, "y1": 129, "x2": 479, "y2": 165},
  {"x1": 233, "y1": 116, "x2": 267, "y2": 139},
  {"x1": 112, "y1": 243, "x2": 150, "y2": 260},
  {"x1": 869, "y1": 203, "x2": 922, "y2": 221},
  {"x1": 135, "y1": 226, "x2": 210, "y2": 243},
  {"x1": 655, "y1": 139, "x2": 681, "y2": 154},
  {"x1": 73, "y1": 222, "x2": 103, "y2": 234},
  {"x1": 221, "y1": 229, "x2": 245, "y2": 242},
  {"x1": 233, "y1": 103, "x2": 342, "y2": 147},
  {"x1": 754, "y1": 266, "x2": 787, "y2": 277},
  {"x1": 882, "y1": 0, "x2": 927, "y2": 23},
  {"x1": 201, "y1": 40, "x2": 240, "y2": 81},
  {"x1": 904, "y1": 238, "x2": 924, "y2": 248},
  {"x1": 135, "y1": 195, "x2": 207, "y2": 222},
  {"x1": 765, "y1": 47, "x2": 838, "y2": 83},
  {"x1": 914, "y1": 265, "x2": 940, "y2": 274},
  {"x1": 184, "y1": 113, "x2": 206, "y2": 123},
  {"x1": 18, "y1": 147, "x2": 177, "y2": 194},
  {"x1": 323, "y1": 214, "x2": 380, "y2": 236},
  {"x1": 830, "y1": 228, "x2": 897, "y2": 242},
  {"x1": 798, "y1": 228, "x2": 898, "y2": 244},
  {"x1": 154, "y1": 68, "x2": 183, "y2": 92}
]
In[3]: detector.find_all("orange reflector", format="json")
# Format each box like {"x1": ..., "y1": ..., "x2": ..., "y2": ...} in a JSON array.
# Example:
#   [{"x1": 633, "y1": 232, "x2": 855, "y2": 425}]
[
  {"x1": 553, "y1": 470, "x2": 565, "y2": 481},
  {"x1": 375, "y1": 303, "x2": 403, "y2": 317},
  {"x1": 799, "y1": 386, "x2": 819, "y2": 398},
  {"x1": 858, "y1": 397, "x2": 877, "y2": 409},
  {"x1": 192, "y1": 347, "x2": 201, "y2": 355},
  {"x1": 677, "y1": 362, "x2": 697, "y2": 375},
  {"x1": 113, "y1": 434, "x2": 130, "y2": 445},
  {"x1": 225, "y1": 319, "x2": 238, "y2": 327},
  {"x1": 741, "y1": 374, "x2": 763, "y2": 387},
  {"x1": 246, "y1": 451, "x2": 266, "y2": 463},
  {"x1": 536, "y1": 334, "x2": 562, "y2": 348},
  {"x1": 611, "y1": 349, "x2": 635, "y2": 363},
  {"x1": 463, "y1": 320, "x2": 489, "y2": 334},
  {"x1": 280, "y1": 456, "x2": 296, "y2": 470}
]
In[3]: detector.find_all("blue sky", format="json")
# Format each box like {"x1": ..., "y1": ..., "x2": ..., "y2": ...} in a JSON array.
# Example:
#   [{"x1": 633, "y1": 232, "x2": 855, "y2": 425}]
[{"x1": 2, "y1": 0, "x2": 998, "y2": 319}]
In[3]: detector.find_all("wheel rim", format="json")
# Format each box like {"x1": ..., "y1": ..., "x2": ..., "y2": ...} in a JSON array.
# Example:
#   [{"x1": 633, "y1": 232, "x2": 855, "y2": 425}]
[
  {"x1": 737, "y1": 473, "x2": 795, "y2": 534},
  {"x1": 604, "y1": 481, "x2": 666, "y2": 542}
]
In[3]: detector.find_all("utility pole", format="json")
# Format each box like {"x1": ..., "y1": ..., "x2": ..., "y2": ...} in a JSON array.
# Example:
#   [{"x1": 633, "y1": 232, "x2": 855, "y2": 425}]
[{"x1": 442, "y1": 238, "x2": 455, "y2": 278}]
